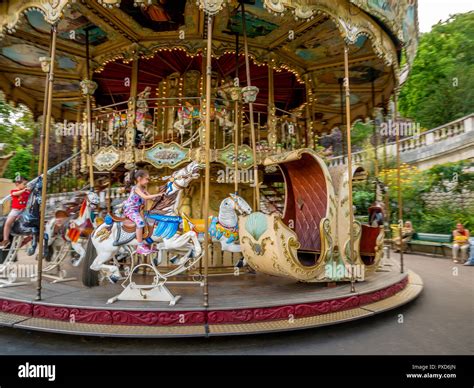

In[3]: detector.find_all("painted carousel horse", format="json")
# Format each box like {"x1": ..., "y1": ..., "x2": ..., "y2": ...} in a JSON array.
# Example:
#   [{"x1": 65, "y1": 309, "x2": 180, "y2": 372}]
[
  {"x1": 44, "y1": 191, "x2": 100, "y2": 268},
  {"x1": 0, "y1": 177, "x2": 46, "y2": 264},
  {"x1": 181, "y1": 193, "x2": 252, "y2": 255},
  {"x1": 173, "y1": 102, "x2": 201, "y2": 136},
  {"x1": 89, "y1": 161, "x2": 202, "y2": 283},
  {"x1": 214, "y1": 83, "x2": 234, "y2": 131},
  {"x1": 135, "y1": 86, "x2": 154, "y2": 142}
]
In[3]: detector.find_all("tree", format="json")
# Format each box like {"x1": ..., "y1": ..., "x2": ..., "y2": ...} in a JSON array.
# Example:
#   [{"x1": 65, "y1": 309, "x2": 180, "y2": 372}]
[
  {"x1": 399, "y1": 12, "x2": 474, "y2": 128},
  {"x1": 0, "y1": 99, "x2": 36, "y2": 178},
  {"x1": 4, "y1": 145, "x2": 33, "y2": 180}
]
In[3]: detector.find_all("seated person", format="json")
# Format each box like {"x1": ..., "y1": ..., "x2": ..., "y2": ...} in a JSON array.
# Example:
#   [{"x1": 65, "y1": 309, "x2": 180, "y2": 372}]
[
  {"x1": 463, "y1": 237, "x2": 474, "y2": 266},
  {"x1": 0, "y1": 176, "x2": 30, "y2": 249},
  {"x1": 393, "y1": 221, "x2": 415, "y2": 252},
  {"x1": 368, "y1": 202, "x2": 384, "y2": 227},
  {"x1": 452, "y1": 223, "x2": 470, "y2": 263}
]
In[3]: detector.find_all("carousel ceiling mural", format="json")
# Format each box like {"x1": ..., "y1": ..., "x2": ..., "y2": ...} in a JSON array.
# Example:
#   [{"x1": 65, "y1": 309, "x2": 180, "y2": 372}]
[{"x1": 0, "y1": 0, "x2": 418, "y2": 127}]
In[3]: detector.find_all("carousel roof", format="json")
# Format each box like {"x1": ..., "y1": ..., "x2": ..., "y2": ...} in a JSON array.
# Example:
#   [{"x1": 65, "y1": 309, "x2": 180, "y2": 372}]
[{"x1": 0, "y1": 0, "x2": 418, "y2": 128}]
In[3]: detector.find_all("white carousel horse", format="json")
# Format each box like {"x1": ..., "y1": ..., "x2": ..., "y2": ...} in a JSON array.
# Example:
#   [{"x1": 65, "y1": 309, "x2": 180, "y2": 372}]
[
  {"x1": 89, "y1": 161, "x2": 202, "y2": 283},
  {"x1": 173, "y1": 103, "x2": 201, "y2": 136},
  {"x1": 45, "y1": 191, "x2": 100, "y2": 268},
  {"x1": 182, "y1": 193, "x2": 252, "y2": 254}
]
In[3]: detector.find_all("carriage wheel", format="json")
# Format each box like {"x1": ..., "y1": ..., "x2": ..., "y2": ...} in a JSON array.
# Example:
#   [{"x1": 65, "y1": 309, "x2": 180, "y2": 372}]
[{"x1": 82, "y1": 238, "x2": 99, "y2": 287}]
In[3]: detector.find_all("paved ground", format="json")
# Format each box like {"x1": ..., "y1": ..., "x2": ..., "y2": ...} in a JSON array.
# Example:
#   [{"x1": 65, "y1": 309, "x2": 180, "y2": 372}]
[{"x1": 0, "y1": 252, "x2": 472, "y2": 355}]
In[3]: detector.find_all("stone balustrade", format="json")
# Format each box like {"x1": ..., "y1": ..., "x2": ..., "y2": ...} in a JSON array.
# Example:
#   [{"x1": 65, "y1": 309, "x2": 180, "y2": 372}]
[{"x1": 328, "y1": 113, "x2": 474, "y2": 170}]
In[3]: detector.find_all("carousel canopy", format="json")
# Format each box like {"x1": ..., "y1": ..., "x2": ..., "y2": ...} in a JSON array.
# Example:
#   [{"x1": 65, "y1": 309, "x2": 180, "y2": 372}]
[{"x1": 0, "y1": 0, "x2": 418, "y2": 129}]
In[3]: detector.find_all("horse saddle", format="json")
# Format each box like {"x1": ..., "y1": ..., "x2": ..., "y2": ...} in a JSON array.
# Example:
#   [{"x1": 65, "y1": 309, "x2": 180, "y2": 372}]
[{"x1": 110, "y1": 213, "x2": 152, "y2": 238}]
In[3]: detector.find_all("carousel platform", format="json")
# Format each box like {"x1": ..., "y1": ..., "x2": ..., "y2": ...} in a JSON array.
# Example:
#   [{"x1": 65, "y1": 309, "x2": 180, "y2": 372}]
[{"x1": 0, "y1": 257, "x2": 423, "y2": 338}]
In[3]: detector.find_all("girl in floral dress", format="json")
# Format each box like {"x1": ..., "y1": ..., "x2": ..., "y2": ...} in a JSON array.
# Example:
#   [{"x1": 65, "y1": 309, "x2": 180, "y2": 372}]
[{"x1": 123, "y1": 170, "x2": 162, "y2": 255}]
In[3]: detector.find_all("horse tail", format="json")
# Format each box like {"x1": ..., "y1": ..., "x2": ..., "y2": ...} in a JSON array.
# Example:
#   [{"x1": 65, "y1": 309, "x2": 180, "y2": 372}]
[{"x1": 181, "y1": 212, "x2": 193, "y2": 233}]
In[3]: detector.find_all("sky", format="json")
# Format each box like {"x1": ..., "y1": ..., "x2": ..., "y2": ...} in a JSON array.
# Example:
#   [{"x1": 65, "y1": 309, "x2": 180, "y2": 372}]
[{"x1": 418, "y1": 0, "x2": 473, "y2": 32}]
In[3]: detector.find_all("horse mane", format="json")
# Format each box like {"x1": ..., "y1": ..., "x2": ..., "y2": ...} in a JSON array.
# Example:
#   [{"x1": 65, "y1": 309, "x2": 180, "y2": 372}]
[{"x1": 149, "y1": 184, "x2": 179, "y2": 214}]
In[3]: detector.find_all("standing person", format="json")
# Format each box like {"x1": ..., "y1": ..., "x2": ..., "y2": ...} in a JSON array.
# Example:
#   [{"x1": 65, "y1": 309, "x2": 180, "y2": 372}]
[
  {"x1": 0, "y1": 176, "x2": 30, "y2": 249},
  {"x1": 452, "y1": 223, "x2": 470, "y2": 263},
  {"x1": 122, "y1": 170, "x2": 162, "y2": 255}
]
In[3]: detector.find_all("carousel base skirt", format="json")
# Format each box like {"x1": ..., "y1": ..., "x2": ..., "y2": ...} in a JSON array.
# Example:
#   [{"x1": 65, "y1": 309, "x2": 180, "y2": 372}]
[{"x1": 0, "y1": 265, "x2": 422, "y2": 337}]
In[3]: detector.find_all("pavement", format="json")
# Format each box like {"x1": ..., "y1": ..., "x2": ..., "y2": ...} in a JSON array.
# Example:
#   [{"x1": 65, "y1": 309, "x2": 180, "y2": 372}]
[{"x1": 0, "y1": 252, "x2": 472, "y2": 355}]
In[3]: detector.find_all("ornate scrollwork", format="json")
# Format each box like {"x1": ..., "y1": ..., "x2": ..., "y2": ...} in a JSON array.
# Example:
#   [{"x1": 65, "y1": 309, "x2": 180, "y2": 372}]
[
  {"x1": 262, "y1": 0, "x2": 399, "y2": 67},
  {"x1": 197, "y1": 0, "x2": 229, "y2": 16},
  {"x1": 80, "y1": 79, "x2": 98, "y2": 96},
  {"x1": 0, "y1": 0, "x2": 70, "y2": 37}
]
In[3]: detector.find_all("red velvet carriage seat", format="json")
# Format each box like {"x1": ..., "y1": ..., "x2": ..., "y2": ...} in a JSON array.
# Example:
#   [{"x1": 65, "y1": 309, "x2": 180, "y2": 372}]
[
  {"x1": 359, "y1": 224, "x2": 382, "y2": 265},
  {"x1": 281, "y1": 153, "x2": 327, "y2": 266}
]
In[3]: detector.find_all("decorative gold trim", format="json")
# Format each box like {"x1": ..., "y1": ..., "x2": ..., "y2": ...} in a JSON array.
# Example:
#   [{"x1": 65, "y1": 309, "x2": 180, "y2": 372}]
[{"x1": 0, "y1": 1, "x2": 70, "y2": 36}]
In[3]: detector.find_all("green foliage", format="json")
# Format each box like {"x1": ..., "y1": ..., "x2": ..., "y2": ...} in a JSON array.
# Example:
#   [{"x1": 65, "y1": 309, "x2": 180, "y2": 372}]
[
  {"x1": 353, "y1": 180, "x2": 375, "y2": 215},
  {"x1": 426, "y1": 160, "x2": 474, "y2": 193},
  {"x1": 351, "y1": 121, "x2": 374, "y2": 149},
  {"x1": 0, "y1": 99, "x2": 36, "y2": 179},
  {"x1": 416, "y1": 205, "x2": 474, "y2": 234},
  {"x1": 4, "y1": 145, "x2": 33, "y2": 180},
  {"x1": 0, "y1": 100, "x2": 36, "y2": 154},
  {"x1": 399, "y1": 12, "x2": 474, "y2": 128}
]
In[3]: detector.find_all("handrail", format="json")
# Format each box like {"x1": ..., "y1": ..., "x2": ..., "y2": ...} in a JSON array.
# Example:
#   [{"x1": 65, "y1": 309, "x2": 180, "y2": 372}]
[
  {"x1": 328, "y1": 113, "x2": 473, "y2": 165},
  {"x1": 0, "y1": 151, "x2": 81, "y2": 205}
]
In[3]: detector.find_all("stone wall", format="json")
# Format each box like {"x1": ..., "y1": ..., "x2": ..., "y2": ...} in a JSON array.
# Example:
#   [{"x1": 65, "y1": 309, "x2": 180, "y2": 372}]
[{"x1": 422, "y1": 190, "x2": 474, "y2": 209}]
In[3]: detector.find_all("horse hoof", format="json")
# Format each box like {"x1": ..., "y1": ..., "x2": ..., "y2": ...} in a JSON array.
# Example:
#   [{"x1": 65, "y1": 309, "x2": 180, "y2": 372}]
[
  {"x1": 169, "y1": 255, "x2": 179, "y2": 265},
  {"x1": 71, "y1": 258, "x2": 82, "y2": 267},
  {"x1": 108, "y1": 274, "x2": 120, "y2": 284},
  {"x1": 235, "y1": 258, "x2": 244, "y2": 268}
]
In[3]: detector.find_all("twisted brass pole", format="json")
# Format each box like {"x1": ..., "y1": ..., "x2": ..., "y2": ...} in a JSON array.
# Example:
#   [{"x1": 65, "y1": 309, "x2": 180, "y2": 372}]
[
  {"x1": 36, "y1": 24, "x2": 57, "y2": 301},
  {"x1": 203, "y1": 14, "x2": 213, "y2": 308},
  {"x1": 344, "y1": 45, "x2": 356, "y2": 293}
]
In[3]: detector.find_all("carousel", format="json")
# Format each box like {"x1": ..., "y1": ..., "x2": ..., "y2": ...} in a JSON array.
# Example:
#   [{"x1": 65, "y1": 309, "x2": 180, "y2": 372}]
[{"x1": 0, "y1": 0, "x2": 423, "y2": 337}]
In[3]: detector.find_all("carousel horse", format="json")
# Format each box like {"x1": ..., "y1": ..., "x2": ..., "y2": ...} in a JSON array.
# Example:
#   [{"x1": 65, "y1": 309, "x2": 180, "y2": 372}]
[
  {"x1": 89, "y1": 161, "x2": 202, "y2": 283},
  {"x1": 181, "y1": 193, "x2": 252, "y2": 256},
  {"x1": 214, "y1": 84, "x2": 234, "y2": 131},
  {"x1": 44, "y1": 191, "x2": 100, "y2": 268},
  {"x1": 135, "y1": 86, "x2": 154, "y2": 142},
  {"x1": 0, "y1": 177, "x2": 46, "y2": 263},
  {"x1": 173, "y1": 102, "x2": 201, "y2": 136}
]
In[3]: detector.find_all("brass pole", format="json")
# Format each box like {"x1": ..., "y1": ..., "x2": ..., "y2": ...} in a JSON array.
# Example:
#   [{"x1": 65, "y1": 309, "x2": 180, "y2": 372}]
[
  {"x1": 394, "y1": 84, "x2": 404, "y2": 273},
  {"x1": 233, "y1": 100, "x2": 240, "y2": 194},
  {"x1": 72, "y1": 108, "x2": 80, "y2": 178},
  {"x1": 107, "y1": 172, "x2": 112, "y2": 214},
  {"x1": 36, "y1": 24, "x2": 57, "y2": 301},
  {"x1": 241, "y1": 1, "x2": 260, "y2": 210},
  {"x1": 234, "y1": 32, "x2": 240, "y2": 194},
  {"x1": 304, "y1": 74, "x2": 311, "y2": 148},
  {"x1": 203, "y1": 14, "x2": 213, "y2": 308},
  {"x1": 344, "y1": 45, "x2": 356, "y2": 293},
  {"x1": 85, "y1": 29, "x2": 94, "y2": 190},
  {"x1": 37, "y1": 32, "x2": 53, "y2": 176}
]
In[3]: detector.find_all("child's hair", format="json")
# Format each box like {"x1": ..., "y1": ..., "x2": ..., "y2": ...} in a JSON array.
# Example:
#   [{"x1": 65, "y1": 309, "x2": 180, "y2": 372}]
[
  {"x1": 125, "y1": 169, "x2": 149, "y2": 189},
  {"x1": 14, "y1": 174, "x2": 28, "y2": 184}
]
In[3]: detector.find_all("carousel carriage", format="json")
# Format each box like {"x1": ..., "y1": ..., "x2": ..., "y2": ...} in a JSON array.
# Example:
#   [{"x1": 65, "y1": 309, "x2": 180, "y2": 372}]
[{"x1": 239, "y1": 148, "x2": 384, "y2": 282}]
